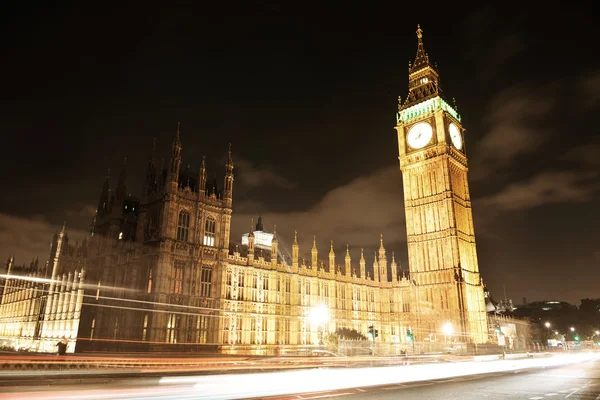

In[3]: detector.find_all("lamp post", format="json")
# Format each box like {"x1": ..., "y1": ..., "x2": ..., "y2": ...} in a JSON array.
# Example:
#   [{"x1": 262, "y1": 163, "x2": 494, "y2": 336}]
[
  {"x1": 442, "y1": 322, "x2": 454, "y2": 343},
  {"x1": 309, "y1": 304, "x2": 329, "y2": 346}
]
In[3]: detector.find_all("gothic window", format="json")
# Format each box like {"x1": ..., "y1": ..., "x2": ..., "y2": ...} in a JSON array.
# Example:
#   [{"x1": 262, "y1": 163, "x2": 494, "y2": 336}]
[
  {"x1": 200, "y1": 266, "x2": 212, "y2": 297},
  {"x1": 177, "y1": 211, "x2": 190, "y2": 241},
  {"x1": 196, "y1": 315, "x2": 208, "y2": 343},
  {"x1": 166, "y1": 313, "x2": 179, "y2": 344},
  {"x1": 203, "y1": 217, "x2": 216, "y2": 246},
  {"x1": 147, "y1": 268, "x2": 153, "y2": 294},
  {"x1": 171, "y1": 261, "x2": 184, "y2": 294},
  {"x1": 90, "y1": 318, "x2": 95, "y2": 340},
  {"x1": 142, "y1": 314, "x2": 148, "y2": 341}
]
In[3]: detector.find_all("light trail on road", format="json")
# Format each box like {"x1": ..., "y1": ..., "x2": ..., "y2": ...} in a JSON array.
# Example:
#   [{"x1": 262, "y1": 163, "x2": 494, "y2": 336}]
[{"x1": 1, "y1": 352, "x2": 599, "y2": 399}]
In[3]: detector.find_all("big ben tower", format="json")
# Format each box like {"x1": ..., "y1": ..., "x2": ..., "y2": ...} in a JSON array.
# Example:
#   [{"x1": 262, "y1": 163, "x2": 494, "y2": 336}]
[{"x1": 395, "y1": 25, "x2": 487, "y2": 343}]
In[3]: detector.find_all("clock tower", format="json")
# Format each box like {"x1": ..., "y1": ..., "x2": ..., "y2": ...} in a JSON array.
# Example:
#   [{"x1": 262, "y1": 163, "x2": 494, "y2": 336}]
[{"x1": 395, "y1": 25, "x2": 487, "y2": 343}]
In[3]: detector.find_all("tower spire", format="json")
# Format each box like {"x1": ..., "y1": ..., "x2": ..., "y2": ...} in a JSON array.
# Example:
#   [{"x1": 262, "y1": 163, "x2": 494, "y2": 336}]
[
  {"x1": 311, "y1": 235, "x2": 318, "y2": 270},
  {"x1": 402, "y1": 24, "x2": 442, "y2": 109},
  {"x1": 168, "y1": 122, "x2": 182, "y2": 184},
  {"x1": 291, "y1": 230, "x2": 299, "y2": 272},
  {"x1": 359, "y1": 248, "x2": 366, "y2": 279},
  {"x1": 199, "y1": 155, "x2": 207, "y2": 195},
  {"x1": 223, "y1": 143, "x2": 234, "y2": 204},
  {"x1": 411, "y1": 24, "x2": 430, "y2": 73}
]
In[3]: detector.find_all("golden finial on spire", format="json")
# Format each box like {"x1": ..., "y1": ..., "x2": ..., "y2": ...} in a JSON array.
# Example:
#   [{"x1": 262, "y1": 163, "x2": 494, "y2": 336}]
[
  {"x1": 312, "y1": 235, "x2": 317, "y2": 248},
  {"x1": 416, "y1": 24, "x2": 423, "y2": 39}
]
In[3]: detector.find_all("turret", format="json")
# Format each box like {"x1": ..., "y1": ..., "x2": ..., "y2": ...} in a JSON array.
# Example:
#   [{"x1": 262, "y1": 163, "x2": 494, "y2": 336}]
[
  {"x1": 311, "y1": 236, "x2": 318, "y2": 270},
  {"x1": 379, "y1": 233, "x2": 388, "y2": 282},
  {"x1": 247, "y1": 220, "x2": 255, "y2": 264},
  {"x1": 291, "y1": 230, "x2": 299, "y2": 273},
  {"x1": 167, "y1": 122, "x2": 182, "y2": 186},
  {"x1": 1, "y1": 255, "x2": 14, "y2": 303},
  {"x1": 391, "y1": 252, "x2": 399, "y2": 282},
  {"x1": 328, "y1": 241, "x2": 335, "y2": 274},
  {"x1": 198, "y1": 155, "x2": 207, "y2": 196},
  {"x1": 345, "y1": 245, "x2": 351, "y2": 278},
  {"x1": 223, "y1": 143, "x2": 234, "y2": 206},
  {"x1": 359, "y1": 248, "x2": 366, "y2": 279},
  {"x1": 271, "y1": 225, "x2": 278, "y2": 266},
  {"x1": 373, "y1": 252, "x2": 379, "y2": 282},
  {"x1": 50, "y1": 223, "x2": 66, "y2": 283}
]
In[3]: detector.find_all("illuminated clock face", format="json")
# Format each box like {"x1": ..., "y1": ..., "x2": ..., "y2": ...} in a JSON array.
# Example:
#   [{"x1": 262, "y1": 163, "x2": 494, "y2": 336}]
[
  {"x1": 449, "y1": 123, "x2": 463, "y2": 150},
  {"x1": 407, "y1": 122, "x2": 433, "y2": 149}
]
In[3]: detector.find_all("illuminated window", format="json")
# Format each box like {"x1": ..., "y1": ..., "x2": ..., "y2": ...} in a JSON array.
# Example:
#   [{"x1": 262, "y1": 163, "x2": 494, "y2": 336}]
[
  {"x1": 118, "y1": 232, "x2": 123, "y2": 240},
  {"x1": 90, "y1": 318, "x2": 95, "y2": 340},
  {"x1": 203, "y1": 217, "x2": 216, "y2": 246},
  {"x1": 142, "y1": 314, "x2": 148, "y2": 341},
  {"x1": 171, "y1": 262, "x2": 184, "y2": 294},
  {"x1": 200, "y1": 266, "x2": 212, "y2": 297},
  {"x1": 177, "y1": 211, "x2": 190, "y2": 241},
  {"x1": 147, "y1": 268, "x2": 153, "y2": 294},
  {"x1": 166, "y1": 313, "x2": 179, "y2": 344},
  {"x1": 196, "y1": 315, "x2": 208, "y2": 344},
  {"x1": 96, "y1": 281, "x2": 101, "y2": 300}
]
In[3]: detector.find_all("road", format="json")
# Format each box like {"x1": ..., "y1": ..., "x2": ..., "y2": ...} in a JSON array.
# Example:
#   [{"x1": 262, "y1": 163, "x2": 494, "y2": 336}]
[
  {"x1": 293, "y1": 358, "x2": 600, "y2": 400},
  {"x1": 0, "y1": 353, "x2": 598, "y2": 399}
]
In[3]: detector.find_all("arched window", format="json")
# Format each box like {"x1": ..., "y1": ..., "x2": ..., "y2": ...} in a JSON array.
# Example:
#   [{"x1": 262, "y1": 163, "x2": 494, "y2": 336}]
[
  {"x1": 177, "y1": 211, "x2": 190, "y2": 241},
  {"x1": 203, "y1": 217, "x2": 216, "y2": 246}
]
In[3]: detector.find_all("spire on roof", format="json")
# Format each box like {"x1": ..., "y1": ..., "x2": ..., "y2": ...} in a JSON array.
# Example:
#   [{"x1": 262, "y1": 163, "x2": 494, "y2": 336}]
[{"x1": 411, "y1": 24, "x2": 431, "y2": 73}]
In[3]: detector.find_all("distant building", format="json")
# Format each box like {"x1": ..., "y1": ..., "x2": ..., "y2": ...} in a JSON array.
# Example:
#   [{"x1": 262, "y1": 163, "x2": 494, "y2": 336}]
[{"x1": 512, "y1": 300, "x2": 577, "y2": 318}]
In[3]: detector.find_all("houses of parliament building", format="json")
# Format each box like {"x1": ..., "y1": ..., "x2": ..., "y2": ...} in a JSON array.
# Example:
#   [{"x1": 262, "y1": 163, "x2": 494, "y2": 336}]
[{"x1": 0, "y1": 26, "x2": 488, "y2": 354}]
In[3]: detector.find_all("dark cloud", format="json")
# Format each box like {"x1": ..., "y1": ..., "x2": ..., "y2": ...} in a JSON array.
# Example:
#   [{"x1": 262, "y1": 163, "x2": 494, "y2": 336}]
[
  {"x1": 562, "y1": 137, "x2": 600, "y2": 168},
  {"x1": 470, "y1": 83, "x2": 558, "y2": 180},
  {"x1": 231, "y1": 166, "x2": 406, "y2": 262},
  {"x1": 235, "y1": 158, "x2": 296, "y2": 190},
  {"x1": 0, "y1": 213, "x2": 87, "y2": 266},
  {"x1": 479, "y1": 170, "x2": 599, "y2": 212}
]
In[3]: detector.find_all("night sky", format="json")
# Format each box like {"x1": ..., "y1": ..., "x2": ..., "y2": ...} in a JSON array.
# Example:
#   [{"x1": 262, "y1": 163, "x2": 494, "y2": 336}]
[{"x1": 1, "y1": 3, "x2": 598, "y2": 304}]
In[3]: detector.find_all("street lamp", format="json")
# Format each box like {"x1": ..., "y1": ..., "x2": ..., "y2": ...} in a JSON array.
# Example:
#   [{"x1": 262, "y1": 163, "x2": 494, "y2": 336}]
[
  {"x1": 595, "y1": 330, "x2": 600, "y2": 336},
  {"x1": 544, "y1": 322, "x2": 551, "y2": 328},
  {"x1": 309, "y1": 304, "x2": 329, "y2": 346},
  {"x1": 570, "y1": 327, "x2": 575, "y2": 332},
  {"x1": 442, "y1": 322, "x2": 454, "y2": 343}
]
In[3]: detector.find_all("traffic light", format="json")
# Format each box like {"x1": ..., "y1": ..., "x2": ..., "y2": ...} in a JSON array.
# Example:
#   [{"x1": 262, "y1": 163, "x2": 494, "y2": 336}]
[
  {"x1": 407, "y1": 329, "x2": 414, "y2": 342},
  {"x1": 368, "y1": 325, "x2": 378, "y2": 340},
  {"x1": 574, "y1": 335, "x2": 580, "y2": 341}
]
